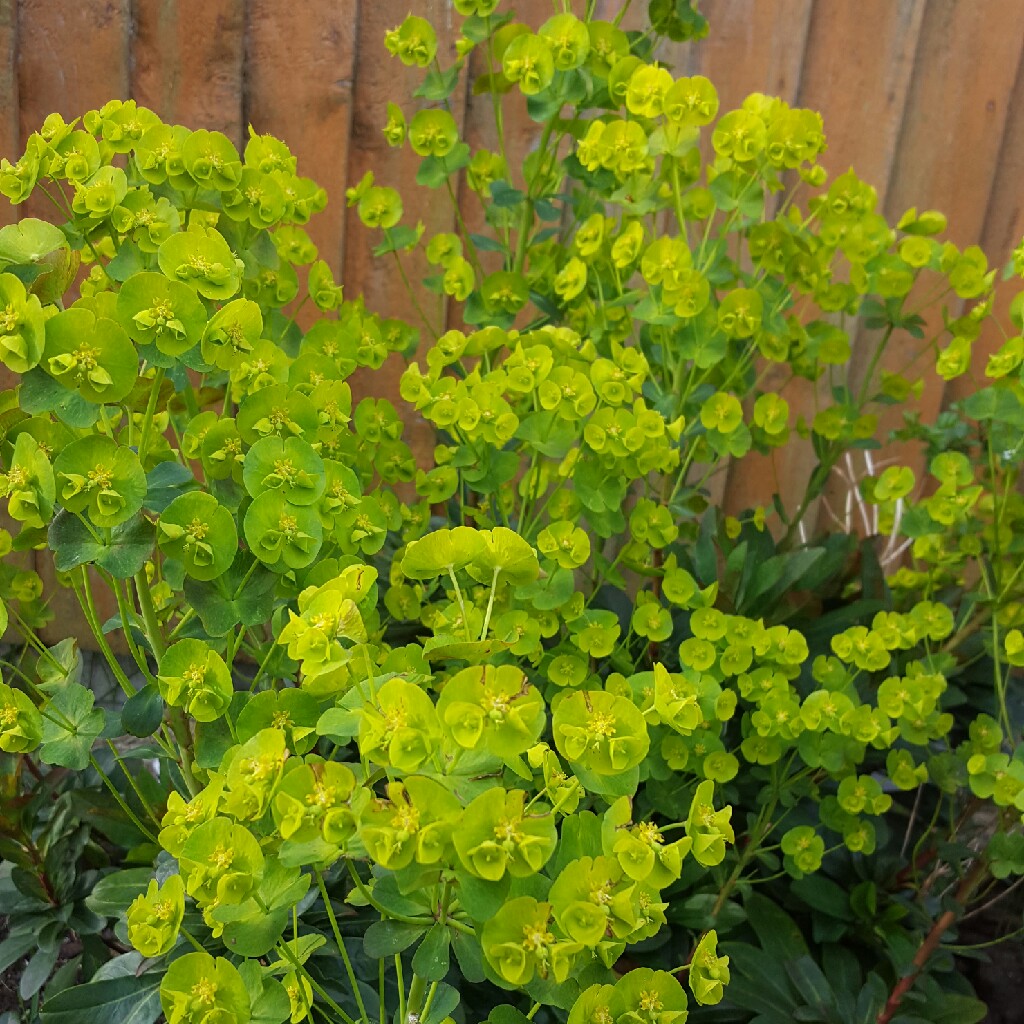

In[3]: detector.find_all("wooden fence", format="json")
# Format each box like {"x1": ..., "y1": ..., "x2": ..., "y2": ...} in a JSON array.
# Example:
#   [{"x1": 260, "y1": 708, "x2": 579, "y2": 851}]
[{"x1": 1, "y1": 0, "x2": 1023, "y2": 642}]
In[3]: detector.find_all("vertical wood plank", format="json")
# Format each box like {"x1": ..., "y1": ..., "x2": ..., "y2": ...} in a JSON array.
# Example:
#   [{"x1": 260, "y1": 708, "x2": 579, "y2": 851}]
[
  {"x1": 731, "y1": 0, "x2": 926, "y2": 528},
  {"x1": 946, "y1": 46, "x2": 1024, "y2": 406},
  {"x1": 246, "y1": 0, "x2": 357, "y2": 277},
  {"x1": 342, "y1": 0, "x2": 468, "y2": 469},
  {"x1": 18, "y1": 0, "x2": 129, "y2": 134},
  {"x1": 132, "y1": 0, "x2": 246, "y2": 148},
  {"x1": 677, "y1": 0, "x2": 814, "y2": 517},
  {"x1": 820, "y1": 0, "x2": 1024, "y2": 537},
  {"x1": 0, "y1": 0, "x2": 18, "y2": 227},
  {"x1": 16, "y1": 0, "x2": 132, "y2": 645}
]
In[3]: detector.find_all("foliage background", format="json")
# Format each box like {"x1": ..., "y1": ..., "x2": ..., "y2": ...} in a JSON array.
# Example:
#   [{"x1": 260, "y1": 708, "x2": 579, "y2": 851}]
[{"x1": 1, "y1": 0, "x2": 1023, "y2": 639}]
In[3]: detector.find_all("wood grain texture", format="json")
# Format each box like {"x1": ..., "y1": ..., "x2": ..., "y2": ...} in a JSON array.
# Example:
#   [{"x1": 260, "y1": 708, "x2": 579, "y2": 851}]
[
  {"x1": 814, "y1": 0, "x2": 1024, "y2": 536},
  {"x1": 16, "y1": 0, "x2": 132, "y2": 645},
  {"x1": 132, "y1": 0, "x2": 245, "y2": 147},
  {"x1": 246, "y1": 0, "x2": 357, "y2": 278},
  {"x1": 341, "y1": 0, "x2": 469, "y2": 469},
  {"x1": 946, "y1": 42, "x2": 1024, "y2": 405},
  {"x1": 0, "y1": 0, "x2": 18, "y2": 226},
  {"x1": 685, "y1": 0, "x2": 814, "y2": 515},
  {"x1": 790, "y1": 0, "x2": 926, "y2": 534}
]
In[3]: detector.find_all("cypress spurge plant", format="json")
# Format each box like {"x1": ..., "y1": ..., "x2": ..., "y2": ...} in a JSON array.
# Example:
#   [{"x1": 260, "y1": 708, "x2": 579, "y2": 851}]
[{"x1": 0, "y1": 4, "x2": 1024, "y2": 1024}]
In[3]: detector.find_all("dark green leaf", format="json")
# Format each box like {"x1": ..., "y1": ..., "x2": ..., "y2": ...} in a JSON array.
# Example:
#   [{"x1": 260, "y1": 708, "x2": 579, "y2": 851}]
[
  {"x1": 411, "y1": 923, "x2": 450, "y2": 982},
  {"x1": 40, "y1": 974, "x2": 161, "y2": 1024},
  {"x1": 363, "y1": 920, "x2": 425, "y2": 958},
  {"x1": 121, "y1": 684, "x2": 164, "y2": 738}
]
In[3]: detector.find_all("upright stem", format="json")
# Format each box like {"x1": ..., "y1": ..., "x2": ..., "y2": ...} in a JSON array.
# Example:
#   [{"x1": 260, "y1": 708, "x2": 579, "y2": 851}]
[{"x1": 876, "y1": 856, "x2": 989, "y2": 1024}]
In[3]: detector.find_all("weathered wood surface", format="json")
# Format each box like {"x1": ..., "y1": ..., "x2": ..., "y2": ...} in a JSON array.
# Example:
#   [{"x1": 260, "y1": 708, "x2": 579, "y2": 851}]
[{"x1": 1, "y1": 0, "x2": 1023, "y2": 641}]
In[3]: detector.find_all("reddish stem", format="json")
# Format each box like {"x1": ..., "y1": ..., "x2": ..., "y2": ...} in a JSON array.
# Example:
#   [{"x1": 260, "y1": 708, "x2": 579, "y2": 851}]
[{"x1": 876, "y1": 857, "x2": 989, "y2": 1024}]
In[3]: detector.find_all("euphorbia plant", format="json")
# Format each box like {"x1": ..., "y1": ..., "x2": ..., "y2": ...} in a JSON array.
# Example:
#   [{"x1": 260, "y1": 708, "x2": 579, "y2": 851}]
[{"x1": 0, "y1": 3, "x2": 1023, "y2": 1024}]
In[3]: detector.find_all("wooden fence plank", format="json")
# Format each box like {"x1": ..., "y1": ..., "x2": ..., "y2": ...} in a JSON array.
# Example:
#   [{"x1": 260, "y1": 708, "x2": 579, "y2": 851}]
[
  {"x1": 246, "y1": 0, "x2": 357, "y2": 279},
  {"x1": 342, "y1": 0, "x2": 469, "y2": 470},
  {"x1": 679, "y1": 0, "x2": 813, "y2": 517},
  {"x1": 946, "y1": 46, "x2": 1024, "y2": 406},
  {"x1": 131, "y1": 0, "x2": 245, "y2": 148},
  {"x1": 16, "y1": 0, "x2": 132, "y2": 645},
  {"x1": 0, "y1": 0, "x2": 18, "y2": 226},
  {"x1": 764, "y1": 0, "x2": 926, "y2": 536},
  {"x1": 819, "y1": 0, "x2": 1024, "y2": 539}
]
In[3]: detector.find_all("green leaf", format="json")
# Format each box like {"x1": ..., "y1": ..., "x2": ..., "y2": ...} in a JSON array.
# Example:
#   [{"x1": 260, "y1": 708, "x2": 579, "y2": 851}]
[
  {"x1": 40, "y1": 974, "x2": 161, "y2": 1024},
  {"x1": 489, "y1": 181, "x2": 526, "y2": 209},
  {"x1": 454, "y1": 870, "x2": 509, "y2": 920},
  {"x1": 363, "y1": 920, "x2": 425, "y2": 958},
  {"x1": 144, "y1": 461, "x2": 198, "y2": 514},
  {"x1": 121, "y1": 683, "x2": 164, "y2": 738},
  {"x1": 784, "y1": 956, "x2": 836, "y2": 1018},
  {"x1": 84, "y1": 868, "x2": 152, "y2": 917},
  {"x1": 744, "y1": 893, "x2": 809, "y2": 960},
  {"x1": 20, "y1": 944, "x2": 60, "y2": 999},
  {"x1": 39, "y1": 683, "x2": 105, "y2": 770},
  {"x1": 414, "y1": 64, "x2": 461, "y2": 101},
  {"x1": 423, "y1": 983, "x2": 460, "y2": 1024},
  {"x1": 49, "y1": 510, "x2": 156, "y2": 579},
  {"x1": 19, "y1": 367, "x2": 99, "y2": 428},
  {"x1": 411, "y1": 922, "x2": 450, "y2": 982}
]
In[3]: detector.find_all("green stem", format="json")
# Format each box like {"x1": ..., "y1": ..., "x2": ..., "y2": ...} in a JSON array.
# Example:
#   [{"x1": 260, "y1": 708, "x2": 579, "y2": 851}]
[
  {"x1": 315, "y1": 870, "x2": 370, "y2": 1024},
  {"x1": 135, "y1": 570, "x2": 167, "y2": 659}
]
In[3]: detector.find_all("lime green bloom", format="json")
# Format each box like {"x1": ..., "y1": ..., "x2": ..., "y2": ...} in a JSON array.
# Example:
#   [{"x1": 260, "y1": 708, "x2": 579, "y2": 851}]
[
  {"x1": 357, "y1": 186, "x2": 403, "y2": 229},
  {"x1": 836, "y1": 774, "x2": 892, "y2": 815},
  {"x1": 244, "y1": 490, "x2": 323, "y2": 571},
  {"x1": 160, "y1": 951, "x2": 251, "y2": 1024},
  {"x1": 274, "y1": 759, "x2": 358, "y2": 848},
  {"x1": 689, "y1": 930, "x2": 729, "y2": 1005},
  {"x1": 53, "y1": 436, "x2": 146, "y2": 528},
  {"x1": 179, "y1": 816, "x2": 264, "y2": 907},
  {"x1": 664, "y1": 75, "x2": 719, "y2": 126},
  {"x1": 553, "y1": 689, "x2": 649, "y2": 774},
  {"x1": 0, "y1": 433, "x2": 55, "y2": 529},
  {"x1": 44, "y1": 306, "x2": 137, "y2": 404},
  {"x1": 482, "y1": 897, "x2": 580, "y2": 985},
  {"x1": 126, "y1": 874, "x2": 185, "y2": 958},
  {"x1": 455, "y1": 787, "x2": 556, "y2": 881},
  {"x1": 201, "y1": 298, "x2": 263, "y2": 370},
  {"x1": 158, "y1": 227, "x2": 242, "y2": 301},
  {"x1": 71, "y1": 166, "x2": 128, "y2": 218},
  {"x1": 625, "y1": 64, "x2": 674, "y2": 118},
  {"x1": 358, "y1": 678, "x2": 440, "y2": 773},
  {"x1": 115, "y1": 271, "x2": 206, "y2": 356},
  {"x1": 283, "y1": 971, "x2": 313, "y2": 1024},
  {"x1": 436, "y1": 663, "x2": 546, "y2": 758},
  {"x1": 243, "y1": 435, "x2": 326, "y2": 506},
  {"x1": 111, "y1": 188, "x2": 180, "y2": 251},
  {"x1": 538, "y1": 521, "x2": 591, "y2": 569},
  {"x1": 685, "y1": 780, "x2": 734, "y2": 867},
  {"x1": 158, "y1": 492, "x2": 238, "y2": 582},
  {"x1": 222, "y1": 728, "x2": 291, "y2": 820},
  {"x1": 277, "y1": 566, "x2": 373, "y2": 682},
  {"x1": 609, "y1": 968, "x2": 689, "y2": 1024},
  {"x1": 0, "y1": 682, "x2": 42, "y2": 753},
  {"x1": 408, "y1": 109, "x2": 459, "y2": 159},
  {"x1": 549, "y1": 854, "x2": 639, "y2": 945},
  {"x1": 223, "y1": 167, "x2": 286, "y2": 227},
  {"x1": 0, "y1": 272, "x2": 46, "y2": 372},
  {"x1": 384, "y1": 15, "x2": 437, "y2": 67},
  {"x1": 158, "y1": 639, "x2": 233, "y2": 722},
  {"x1": 602, "y1": 795, "x2": 691, "y2": 887},
  {"x1": 159, "y1": 778, "x2": 224, "y2": 858},
  {"x1": 539, "y1": 14, "x2": 591, "y2": 70},
  {"x1": 503, "y1": 34, "x2": 555, "y2": 95},
  {"x1": 181, "y1": 129, "x2": 243, "y2": 191},
  {"x1": 359, "y1": 775, "x2": 462, "y2": 870},
  {"x1": 781, "y1": 825, "x2": 825, "y2": 876}
]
